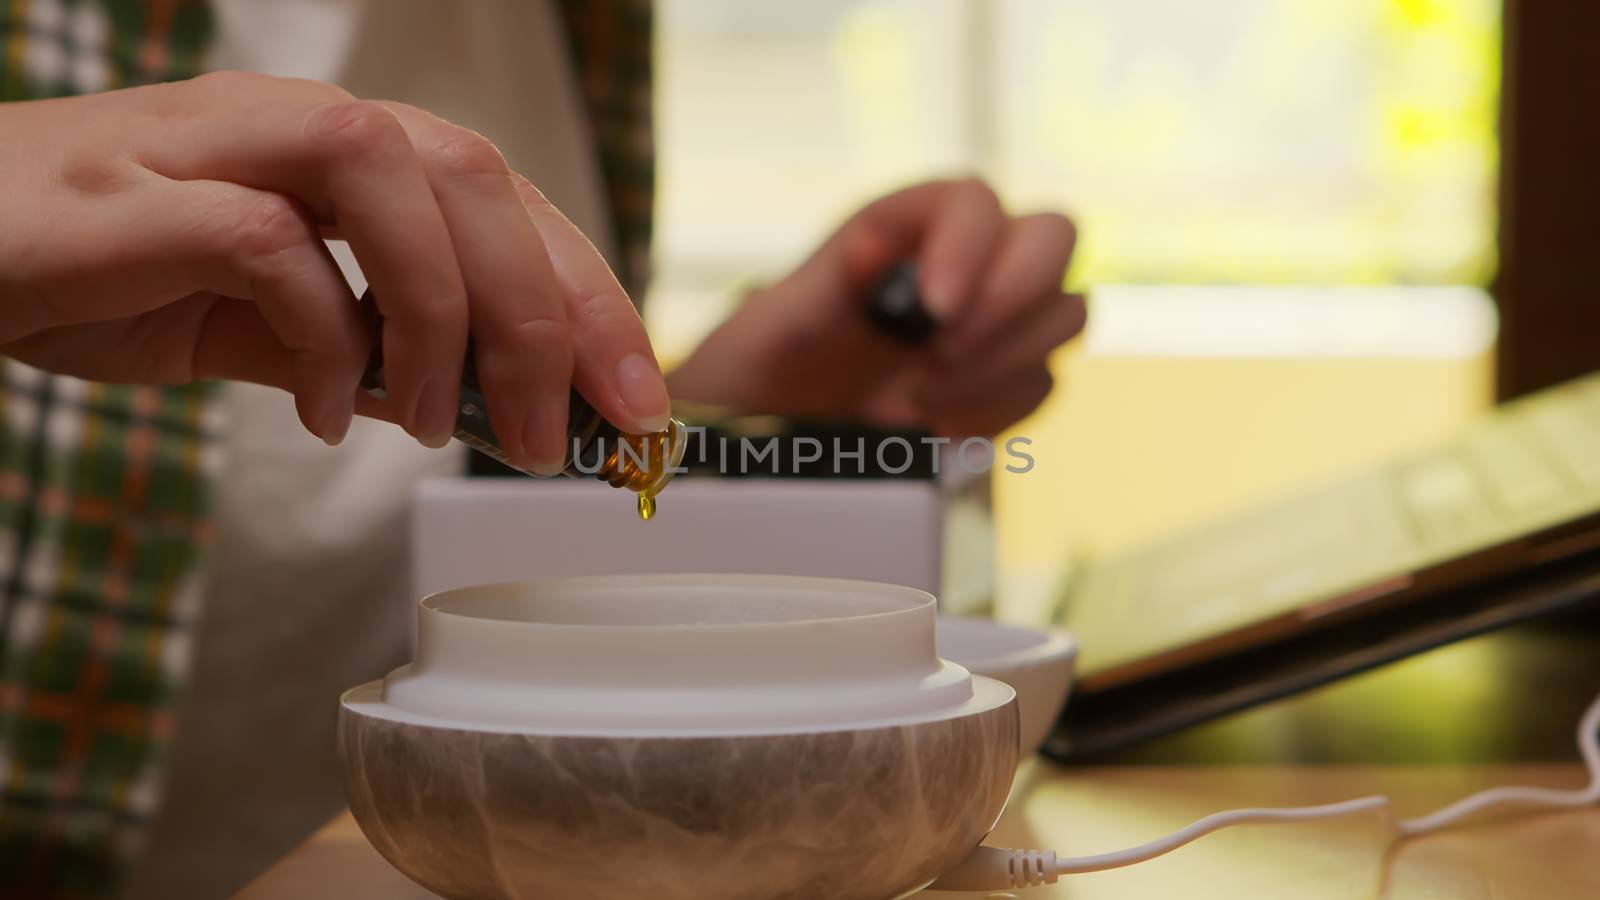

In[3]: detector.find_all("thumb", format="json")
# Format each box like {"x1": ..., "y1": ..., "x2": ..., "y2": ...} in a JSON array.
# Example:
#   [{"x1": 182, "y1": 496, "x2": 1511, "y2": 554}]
[{"x1": 193, "y1": 297, "x2": 393, "y2": 440}]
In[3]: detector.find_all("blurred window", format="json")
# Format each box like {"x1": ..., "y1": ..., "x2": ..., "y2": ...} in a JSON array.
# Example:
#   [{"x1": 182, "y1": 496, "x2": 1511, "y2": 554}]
[
  {"x1": 648, "y1": 0, "x2": 1501, "y2": 359},
  {"x1": 651, "y1": 1, "x2": 1503, "y2": 576}
]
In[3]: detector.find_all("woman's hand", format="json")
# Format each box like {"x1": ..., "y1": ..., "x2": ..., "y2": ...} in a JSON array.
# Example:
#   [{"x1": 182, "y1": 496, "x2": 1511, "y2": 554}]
[
  {"x1": 668, "y1": 178, "x2": 1084, "y2": 437},
  {"x1": 0, "y1": 71, "x2": 670, "y2": 474}
]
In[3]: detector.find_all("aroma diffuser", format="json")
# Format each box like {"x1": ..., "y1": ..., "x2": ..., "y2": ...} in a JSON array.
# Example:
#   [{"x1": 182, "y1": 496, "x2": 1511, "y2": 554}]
[{"x1": 338, "y1": 575, "x2": 1019, "y2": 900}]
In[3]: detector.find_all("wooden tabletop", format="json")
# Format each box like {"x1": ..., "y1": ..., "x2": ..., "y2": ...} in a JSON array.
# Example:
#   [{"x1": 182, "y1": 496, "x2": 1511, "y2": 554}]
[{"x1": 235, "y1": 760, "x2": 1599, "y2": 899}]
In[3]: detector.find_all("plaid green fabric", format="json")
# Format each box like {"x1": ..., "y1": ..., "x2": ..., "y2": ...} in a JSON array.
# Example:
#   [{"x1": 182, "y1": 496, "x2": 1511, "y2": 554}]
[
  {"x1": 555, "y1": 0, "x2": 656, "y2": 301},
  {"x1": 0, "y1": 2, "x2": 655, "y2": 897},
  {"x1": 0, "y1": 4, "x2": 219, "y2": 898}
]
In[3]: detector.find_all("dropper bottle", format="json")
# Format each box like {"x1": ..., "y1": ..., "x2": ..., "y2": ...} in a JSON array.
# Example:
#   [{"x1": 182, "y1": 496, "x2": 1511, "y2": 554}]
[
  {"x1": 356, "y1": 262, "x2": 926, "y2": 518},
  {"x1": 356, "y1": 288, "x2": 687, "y2": 519}
]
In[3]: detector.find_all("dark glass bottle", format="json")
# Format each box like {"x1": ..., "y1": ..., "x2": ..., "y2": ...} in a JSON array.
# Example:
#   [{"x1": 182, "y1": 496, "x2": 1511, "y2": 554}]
[
  {"x1": 358, "y1": 261, "x2": 927, "y2": 517},
  {"x1": 356, "y1": 288, "x2": 686, "y2": 517}
]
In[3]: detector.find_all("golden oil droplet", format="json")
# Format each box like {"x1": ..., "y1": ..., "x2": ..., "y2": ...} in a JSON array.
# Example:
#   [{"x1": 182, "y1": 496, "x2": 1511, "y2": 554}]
[{"x1": 637, "y1": 494, "x2": 656, "y2": 521}]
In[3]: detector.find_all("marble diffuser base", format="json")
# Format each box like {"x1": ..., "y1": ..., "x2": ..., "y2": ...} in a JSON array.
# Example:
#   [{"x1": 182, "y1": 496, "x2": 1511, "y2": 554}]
[{"x1": 338, "y1": 575, "x2": 1019, "y2": 900}]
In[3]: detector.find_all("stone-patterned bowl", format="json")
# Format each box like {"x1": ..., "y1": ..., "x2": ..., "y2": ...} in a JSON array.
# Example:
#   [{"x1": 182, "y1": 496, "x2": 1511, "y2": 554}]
[{"x1": 338, "y1": 575, "x2": 1018, "y2": 900}]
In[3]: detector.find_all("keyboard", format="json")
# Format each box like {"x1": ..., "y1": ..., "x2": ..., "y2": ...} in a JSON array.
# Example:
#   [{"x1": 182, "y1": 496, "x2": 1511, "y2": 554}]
[{"x1": 1060, "y1": 371, "x2": 1600, "y2": 684}]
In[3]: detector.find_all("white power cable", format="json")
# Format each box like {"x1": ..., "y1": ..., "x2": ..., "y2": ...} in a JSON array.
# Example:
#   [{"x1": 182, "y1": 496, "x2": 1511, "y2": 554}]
[
  {"x1": 927, "y1": 685, "x2": 1600, "y2": 892},
  {"x1": 1394, "y1": 682, "x2": 1600, "y2": 834}
]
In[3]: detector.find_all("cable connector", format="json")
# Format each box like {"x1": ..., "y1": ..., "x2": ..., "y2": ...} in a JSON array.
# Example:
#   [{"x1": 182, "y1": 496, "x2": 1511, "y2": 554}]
[
  {"x1": 925, "y1": 685, "x2": 1600, "y2": 892},
  {"x1": 925, "y1": 846, "x2": 1060, "y2": 891}
]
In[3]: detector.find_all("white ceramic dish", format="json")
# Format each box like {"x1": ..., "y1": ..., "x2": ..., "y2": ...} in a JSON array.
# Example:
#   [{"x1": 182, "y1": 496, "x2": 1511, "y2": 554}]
[
  {"x1": 339, "y1": 575, "x2": 1018, "y2": 900},
  {"x1": 936, "y1": 616, "x2": 1076, "y2": 757}
]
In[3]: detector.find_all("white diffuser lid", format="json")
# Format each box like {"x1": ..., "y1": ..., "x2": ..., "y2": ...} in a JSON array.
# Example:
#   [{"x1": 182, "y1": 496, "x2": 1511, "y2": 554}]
[{"x1": 348, "y1": 574, "x2": 1014, "y2": 737}]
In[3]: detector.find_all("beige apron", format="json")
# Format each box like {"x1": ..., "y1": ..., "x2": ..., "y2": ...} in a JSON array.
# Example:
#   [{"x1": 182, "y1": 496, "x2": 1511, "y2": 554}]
[{"x1": 124, "y1": 4, "x2": 615, "y2": 897}]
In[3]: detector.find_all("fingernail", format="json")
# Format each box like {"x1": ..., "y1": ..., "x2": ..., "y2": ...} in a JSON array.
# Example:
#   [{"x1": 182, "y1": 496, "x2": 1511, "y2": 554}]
[
  {"x1": 614, "y1": 353, "x2": 671, "y2": 433},
  {"x1": 523, "y1": 394, "x2": 570, "y2": 476},
  {"x1": 321, "y1": 405, "x2": 353, "y2": 446},
  {"x1": 303, "y1": 380, "x2": 356, "y2": 447},
  {"x1": 919, "y1": 273, "x2": 961, "y2": 321},
  {"x1": 414, "y1": 378, "x2": 457, "y2": 448}
]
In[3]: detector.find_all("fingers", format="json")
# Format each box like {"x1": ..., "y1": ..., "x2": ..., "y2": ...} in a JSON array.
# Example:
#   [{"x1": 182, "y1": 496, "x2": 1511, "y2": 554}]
[
  {"x1": 931, "y1": 366, "x2": 1055, "y2": 439},
  {"x1": 142, "y1": 95, "x2": 468, "y2": 446},
  {"x1": 925, "y1": 210, "x2": 1082, "y2": 436},
  {"x1": 1002, "y1": 291, "x2": 1087, "y2": 372},
  {"x1": 916, "y1": 290, "x2": 1082, "y2": 437},
  {"x1": 188, "y1": 296, "x2": 397, "y2": 431},
  {"x1": 143, "y1": 82, "x2": 668, "y2": 462},
  {"x1": 510, "y1": 175, "x2": 671, "y2": 435},
  {"x1": 950, "y1": 212, "x2": 1078, "y2": 353},
  {"x1": 133, "y1": 178, "x2": 368, "y2": 443},
  {"x1": 739, "y1": 176, "x2": 1079, "y2": 436},
  {"x1": 826, "y1": 178, "x2": 1007, "y2": 321},
  {"x1": 944, "y1": 292, "x2": 1084, "y2": 387},
  {"x1": 913, "y1": 179, "x2": 1008, "y2": 319},
  {"x1": 378, "y1": 104, "x2": 575, "y2": 473},
  {"x1": 19, "y1": 72, "x2": 660, "y2": 457}
]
